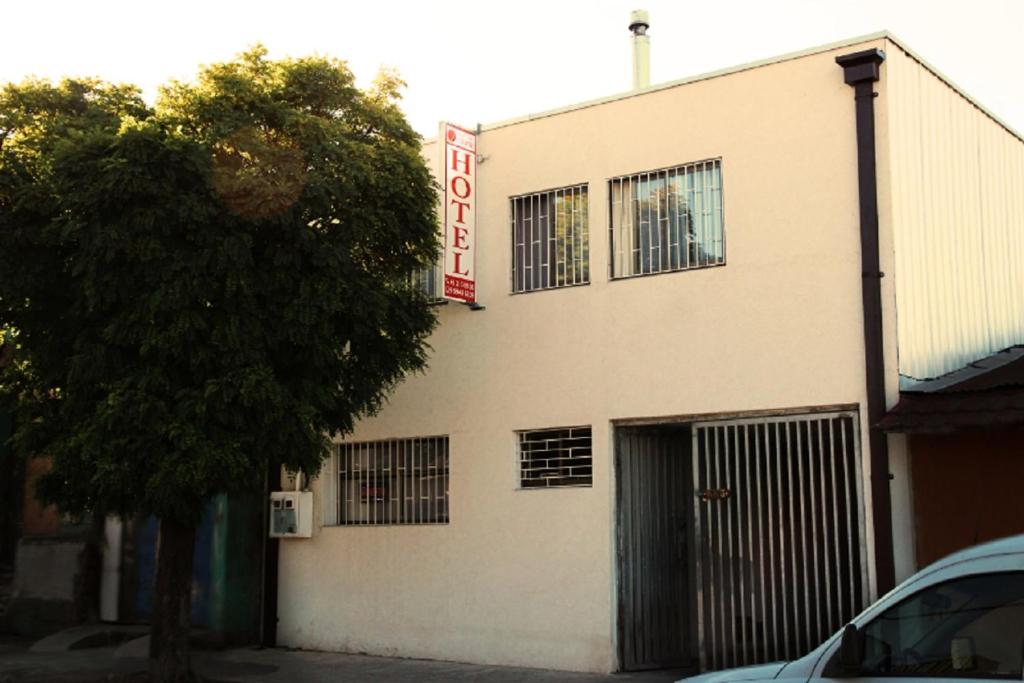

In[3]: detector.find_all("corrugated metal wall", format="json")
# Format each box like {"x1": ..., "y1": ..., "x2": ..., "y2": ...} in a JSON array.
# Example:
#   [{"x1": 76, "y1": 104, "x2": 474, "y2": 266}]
[{"x1": 886, "y1": 44, "x2": 1024, "y2": 381}]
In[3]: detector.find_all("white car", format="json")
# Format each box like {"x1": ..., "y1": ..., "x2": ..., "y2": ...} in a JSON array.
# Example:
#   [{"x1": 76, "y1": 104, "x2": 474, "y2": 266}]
[{"x1": 680, "y1": 534, "x2": 1024, "y2": 683}]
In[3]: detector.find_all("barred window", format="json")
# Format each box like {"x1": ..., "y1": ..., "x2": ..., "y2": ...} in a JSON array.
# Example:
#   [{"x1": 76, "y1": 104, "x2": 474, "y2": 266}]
[
  {"x1": 512, "y1": 184, "x2": 589, "y2": 293},
  {"x1": 609, "y1": 159, "x2": 724, "y2": 278},
  {"x1": 518, "y1": 426, "x2": 592, "y2": 489},
  {"x1": 330, "y1": 436, "x2": 449, "y2": 525}
]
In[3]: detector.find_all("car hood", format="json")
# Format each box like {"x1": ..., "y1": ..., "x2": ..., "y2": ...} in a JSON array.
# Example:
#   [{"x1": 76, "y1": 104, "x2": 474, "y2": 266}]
[{"x1": 677, "y1": 661, "x2": 788, "y2": 683}]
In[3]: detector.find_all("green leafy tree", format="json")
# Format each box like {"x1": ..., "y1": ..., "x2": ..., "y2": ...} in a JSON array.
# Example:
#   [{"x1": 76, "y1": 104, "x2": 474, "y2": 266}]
[{"x1": 0, "y1": 48, "x2": 438, "y2": 682}]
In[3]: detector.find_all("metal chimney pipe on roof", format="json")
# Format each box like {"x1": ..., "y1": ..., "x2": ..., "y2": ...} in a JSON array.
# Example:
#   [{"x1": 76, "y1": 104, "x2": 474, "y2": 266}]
[{"x1": 629, "y1": 9, "x2": 650, "y2": 89}]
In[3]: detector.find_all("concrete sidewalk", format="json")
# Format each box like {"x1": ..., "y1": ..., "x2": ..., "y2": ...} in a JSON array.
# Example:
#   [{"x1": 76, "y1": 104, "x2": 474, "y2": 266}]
[{"x1": 0, "y1": 636, "x2": 690, "y2": 682}]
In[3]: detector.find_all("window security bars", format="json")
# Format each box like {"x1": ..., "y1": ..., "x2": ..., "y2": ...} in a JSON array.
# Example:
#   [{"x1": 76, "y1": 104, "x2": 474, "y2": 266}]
[
  {"x1": 518, "y1": 426, "x2": 593, "y2": 488},
  {"x1": 335, "y1": 436, "x2": 449, "y2": 525},
  {"x1": 609, "y1": 159, "x2": 724, "y2": 278},
  {"x1": 512, "y1": 185, "x2": 589, "y2": 293}
]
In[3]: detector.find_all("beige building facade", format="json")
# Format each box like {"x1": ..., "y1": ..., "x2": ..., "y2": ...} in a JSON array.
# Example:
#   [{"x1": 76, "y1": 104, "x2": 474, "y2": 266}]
[{"x1": 275, "y1": 33, "x2": 1024, "y2": 673}]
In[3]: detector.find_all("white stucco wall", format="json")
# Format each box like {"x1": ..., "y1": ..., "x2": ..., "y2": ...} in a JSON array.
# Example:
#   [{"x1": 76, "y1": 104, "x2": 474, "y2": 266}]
[{"x1": 277, "y1": 36, "x2": 891, "y2": 673}]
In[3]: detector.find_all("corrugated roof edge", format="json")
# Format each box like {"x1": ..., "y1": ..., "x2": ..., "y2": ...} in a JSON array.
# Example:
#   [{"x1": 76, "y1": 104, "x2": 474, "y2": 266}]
[
  {"x1": 885, "y1": 31, "x2": 1024, "y2": 144},
  {"x1": 420, "y1": 30, "x2": 1023, "y2": 145},
  {"x1": 899, "y1": 345, "x2": 1024, "y2": 393}
]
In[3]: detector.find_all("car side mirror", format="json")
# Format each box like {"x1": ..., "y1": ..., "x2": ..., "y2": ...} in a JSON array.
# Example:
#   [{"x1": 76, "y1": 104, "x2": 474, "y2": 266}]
[{"x1": 827, "y1": 623, "x2": 864, "y2": 677}]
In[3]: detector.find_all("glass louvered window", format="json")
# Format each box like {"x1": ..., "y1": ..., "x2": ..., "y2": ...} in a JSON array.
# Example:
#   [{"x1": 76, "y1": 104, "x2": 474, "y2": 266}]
[
  {"x1": 412, "y1": 258, "x2": 444, "y2": 303},
  {"x1": 518, "y1": 426, "x2": 592, "y2": 489},
  {"x1": 511, "y1": 184, "x2": 589, "y2": 292},
  {"x1": 609, "y1": 159, "x2": 724, "y2": 278}
]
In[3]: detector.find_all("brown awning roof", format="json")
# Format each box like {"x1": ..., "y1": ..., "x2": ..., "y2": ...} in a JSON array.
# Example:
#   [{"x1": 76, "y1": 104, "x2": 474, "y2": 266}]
[
  {"x1": 882, "y1": 346, "x2": 1024, "y2": 433},
  {"x1": 880, "y1": 389, "x2": 1024, "y2": 433}
]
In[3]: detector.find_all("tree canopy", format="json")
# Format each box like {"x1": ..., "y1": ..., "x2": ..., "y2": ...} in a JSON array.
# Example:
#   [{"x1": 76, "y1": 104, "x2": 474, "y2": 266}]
[{"x1": 0, "y1": 47, "x2": 439, "y2": 525}]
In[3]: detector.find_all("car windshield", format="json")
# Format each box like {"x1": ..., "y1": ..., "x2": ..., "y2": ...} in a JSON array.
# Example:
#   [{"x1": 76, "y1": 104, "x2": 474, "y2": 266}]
[{"x1": 861, "y1": 572, "x2": 1024, "y2": 679}]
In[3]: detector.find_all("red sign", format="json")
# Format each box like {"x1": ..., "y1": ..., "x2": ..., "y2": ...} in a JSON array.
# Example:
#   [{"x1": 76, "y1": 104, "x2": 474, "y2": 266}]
[
  {"x1": 441, "y1": 123, "x2": 476, "y2": 303},
  {"x1": 360, "y1": 483, "x2": 388, "y2": 503}
]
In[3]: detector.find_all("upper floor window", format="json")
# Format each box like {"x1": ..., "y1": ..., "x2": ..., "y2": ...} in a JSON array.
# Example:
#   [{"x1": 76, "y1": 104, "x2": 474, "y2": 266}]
[
  {"x1": 609, "y1": 159, "x2": 724, "y2": 278},
  {"x1": 412, "y1": 258, "x2": 444, "y2": 303},
  {"x1": 511, "y1": 184, "x2": 589, "y2": 293}
]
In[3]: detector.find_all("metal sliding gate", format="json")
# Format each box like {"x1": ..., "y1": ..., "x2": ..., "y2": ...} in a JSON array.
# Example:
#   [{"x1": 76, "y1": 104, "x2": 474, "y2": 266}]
[{"x1": 692, "y1": 412, "x2": 868, "y2": 671}]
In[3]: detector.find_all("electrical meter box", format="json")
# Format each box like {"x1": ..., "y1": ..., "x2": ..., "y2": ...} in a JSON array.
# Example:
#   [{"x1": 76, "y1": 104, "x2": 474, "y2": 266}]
[{"x1": 269, "y1": 491, "x2": 313, "y2": 538}]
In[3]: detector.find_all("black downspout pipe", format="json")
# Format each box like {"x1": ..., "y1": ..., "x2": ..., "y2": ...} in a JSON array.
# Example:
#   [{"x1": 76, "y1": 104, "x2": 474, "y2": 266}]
[{"x1": 835, "y1": 48, "x2": 896, "y2": 596}]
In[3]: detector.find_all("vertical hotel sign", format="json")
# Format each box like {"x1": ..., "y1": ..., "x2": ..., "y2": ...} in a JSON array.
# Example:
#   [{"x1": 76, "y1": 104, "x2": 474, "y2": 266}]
[{"x1": 441, "y1": 122, "x2": 476, "y2": 303}]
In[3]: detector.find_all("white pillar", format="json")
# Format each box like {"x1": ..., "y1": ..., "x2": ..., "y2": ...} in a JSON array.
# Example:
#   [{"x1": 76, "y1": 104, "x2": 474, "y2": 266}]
[
  {"x1": 888, "y1": 433, "x2": 917, "y2": 583},
  {"x1": 99, "y1": 516, "x2": 123, "y2": 622}
]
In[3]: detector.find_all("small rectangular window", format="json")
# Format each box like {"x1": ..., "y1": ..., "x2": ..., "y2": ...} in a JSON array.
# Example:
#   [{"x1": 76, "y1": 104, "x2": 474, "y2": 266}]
[
  {"x1": 412, "y1": 258, "x2": 445, "y2": 303},
  {"x1": 609, "y1": 159, "x2": 724, "y2": 278},
  {"x1": 518, "y1": 425, "x2": 592, "y2": 489},
  {"x1": 333, "y1": 436, "x2": 449, "y2": 525},
  {"x1": 511, "y1": 184, "x2": 589, "y2": 293}
]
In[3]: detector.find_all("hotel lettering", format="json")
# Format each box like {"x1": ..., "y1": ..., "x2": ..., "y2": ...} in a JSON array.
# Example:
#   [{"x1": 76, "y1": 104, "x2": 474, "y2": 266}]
[{"x1": 441, "y1": 122, "x2": 476, "y2": 303}]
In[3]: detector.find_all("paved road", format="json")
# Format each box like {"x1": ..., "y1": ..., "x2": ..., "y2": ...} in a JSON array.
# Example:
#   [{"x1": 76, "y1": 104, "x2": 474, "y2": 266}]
[{"x1": 0, "y1": 636, "x2": 691, "y2": 682}]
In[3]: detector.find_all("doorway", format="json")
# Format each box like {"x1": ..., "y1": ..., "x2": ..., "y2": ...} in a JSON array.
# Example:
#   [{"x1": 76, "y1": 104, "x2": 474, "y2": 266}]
[
  {"x1": 615, "y1": 425, "x2": 697, "y2": 671},
  {"x1": 615, "y1": 411, "x2": 868, "y2": 672}
]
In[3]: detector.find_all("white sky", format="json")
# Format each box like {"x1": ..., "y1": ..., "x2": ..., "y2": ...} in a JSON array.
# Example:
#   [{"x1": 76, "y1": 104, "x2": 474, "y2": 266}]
[{"x1": 3, "y1": 0, "x2": 1023, "y2": 137}]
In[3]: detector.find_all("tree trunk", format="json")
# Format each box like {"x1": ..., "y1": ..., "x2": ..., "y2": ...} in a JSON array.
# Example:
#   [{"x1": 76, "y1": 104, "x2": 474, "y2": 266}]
[
  {"x1": 149, "y1": 517, "x2": 196, "y2": 683},
  {"x1": 72, "y1": 509, "x2": 104, "y2": 623}
]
